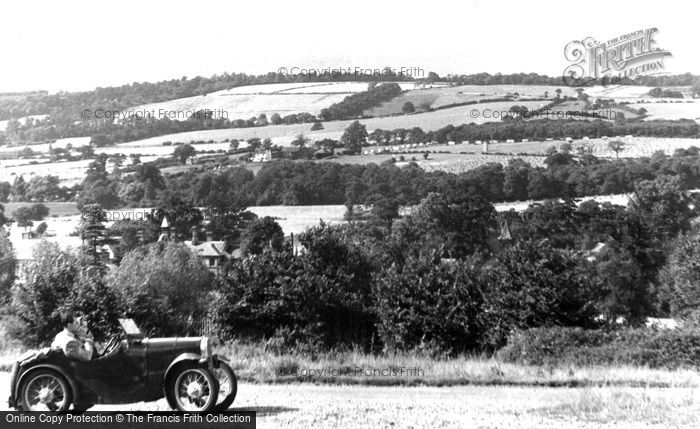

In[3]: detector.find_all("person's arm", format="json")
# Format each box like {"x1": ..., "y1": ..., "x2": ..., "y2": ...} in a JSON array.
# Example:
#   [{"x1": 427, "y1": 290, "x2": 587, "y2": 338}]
[{"x1": 63, "y1": 338, "x2": 93, "y2": 362}]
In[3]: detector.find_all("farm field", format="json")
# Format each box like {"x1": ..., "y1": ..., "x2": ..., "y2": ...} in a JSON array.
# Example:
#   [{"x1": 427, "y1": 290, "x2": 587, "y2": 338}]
[
  {"x1": 0, "y1": 136, "x2": 91, "y2": 155},
  {"x1": 323, "y1": 152, "x2": 547, "y2": 173},
  {"x1": 3, "y1": 136, "x2": 700, "y2": 187},
  {"x1": 536, "y1": 100, "x2": 641, "y2": 120},
  {"x1": 3, "y1": 201, "x2": 80, "y2": 217},
  {"x1": 0, "y1": 159, "x2": 92, "y2": 186},
  {"x1": 106, "y1": 100, "x2": 549, "y2": 148},
  {"x1": 628, "y1": 101, "x2": 700, "y2": 120},
  {"x1": 365, "y1": 84, "x2": 576, "y2": 117},
  {"x1": 126, "y1": 82, "x2": 415, "y2": 121}
]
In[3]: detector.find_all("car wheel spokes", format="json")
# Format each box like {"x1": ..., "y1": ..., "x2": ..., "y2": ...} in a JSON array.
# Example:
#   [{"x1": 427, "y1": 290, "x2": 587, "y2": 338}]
[
  {"x1": 24, "y1": 375, "x2": 67, "y2": 411},
  {"x1": 175, "y1": 369, "x2": 213, "y2": 411}
]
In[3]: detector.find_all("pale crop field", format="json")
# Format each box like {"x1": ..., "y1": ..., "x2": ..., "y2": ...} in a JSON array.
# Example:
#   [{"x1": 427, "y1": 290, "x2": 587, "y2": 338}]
[
  {"x1": 365, "y1": 84, "x2": 577, "y2": 116},
  {"x1": 112, "y1": 100, "x2": 549, "y2": 148},
  {"x1": 627, "y1": 101, "x2": 700, "y2": 120},
  {"x1": 125, "y1": 82, "x2": 412, "y2": 120}
]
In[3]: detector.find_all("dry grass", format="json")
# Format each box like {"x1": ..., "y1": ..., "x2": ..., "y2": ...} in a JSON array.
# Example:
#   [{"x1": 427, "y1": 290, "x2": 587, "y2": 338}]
[
  {"x1": 540, "y1": 387, "x2": 700, "y2": 425},
  {"x1": 214, "y1": 341, "x2": 700, "y2": 388}
]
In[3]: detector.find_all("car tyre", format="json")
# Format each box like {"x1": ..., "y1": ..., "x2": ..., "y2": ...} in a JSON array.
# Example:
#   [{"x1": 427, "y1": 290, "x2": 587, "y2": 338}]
[
  {"x1": 214, "y1": 361, "x2": 238, "y2": 411},
  {"x1": 168, "y1": 363, "x2": 219, "y2": 412},
  {"x1": 18, "y1": 368, "x2": 72, "y2": 412}
]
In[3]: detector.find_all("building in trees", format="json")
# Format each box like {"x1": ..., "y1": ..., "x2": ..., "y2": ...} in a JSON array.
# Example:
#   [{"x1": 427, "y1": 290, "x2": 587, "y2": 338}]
[{"x1": 156, "y1": 217, "x2": 232, "y2": 276}]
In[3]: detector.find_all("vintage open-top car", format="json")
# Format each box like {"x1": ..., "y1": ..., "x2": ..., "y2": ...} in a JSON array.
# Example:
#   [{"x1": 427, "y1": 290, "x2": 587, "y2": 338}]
[{"x1": 8, "y1": 318, "x2": 237, "y2": 412}]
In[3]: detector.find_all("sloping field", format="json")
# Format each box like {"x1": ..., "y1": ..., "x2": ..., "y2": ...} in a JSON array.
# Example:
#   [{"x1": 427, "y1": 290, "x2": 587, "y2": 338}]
[
  {"x1": 112, "y1": 100, "x2": 548, "y2": 148},
  {"x1": 628, "y1": 101, "x2": 700, "y2": 121},
  {"x1": 532, "y1": 100, "x2": 641, "y2": 120},
  {"x1": 125, "y1": 82, "x2": 414, "y2": 121},
  {"x1": 365, "y1": 85, "x2": 576, "y2": 116}
]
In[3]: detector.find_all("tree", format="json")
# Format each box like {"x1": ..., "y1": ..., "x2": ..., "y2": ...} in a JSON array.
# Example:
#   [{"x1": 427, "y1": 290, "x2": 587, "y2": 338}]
[
  {"x1": 630, "y1": 175, "x2": 693, "y2": 242},
  {"x1": 105, "y1": 242, "x2": 213, "y2": 336},
  {"x1": 661, "y1": 228, "x2": 700, "y2": 322},
  {"x1": 608, "y1": 140, "x2": 625, "y2": 158},
  {"x1": 262, "y1": 138, "x2": 273, "y2": 150},
  {"x1": 239, "y1": 216, "x2": 284, "y2": 256},
  {"x1": 229, "y1": 139, "x2": 239, "y2": 151},
  {"x1": 257, "y1": 113, "x2": 268, "y2": 127},
  {"x1": 370, "y1": 196, "x2": 400, "y2": 229},
  {"x1": 246, "y1": 138, "x2": 261, "y2": 151},
  {"x1": 35, "y1": 221, "x2": 47, "y2": 236},
  {"x1": 13, "y1": 204, "x2": 48, "y2": 227},
  {"x1": 270, "y1": 113, "x2": 282, "y2": 125},
  {"x1": 341, "y1": 121, "x2": 368, "y2": 155},
  {"x1": 555, "y1": 88, "x2": 562, "y2": 99},
  {"x1": 107, "y1": 219, "x2": 159, "y2": 260},
  {"x1": 25, "y1": 175, "x2": 62, "y2": 201},
  {"x1": 503, "y1": 159, "x2": 531, "y2": 201},
  {"x1": 310, "y1": 121, "x2": 324, "y2": 131},
  {"x1": 480, "y1": 240, "x2": 598, "y2": 348},
  {"x1": 592, "y1": 241, "x2": 652, "y2": 325},
  {"x1": 0, "y1": 232, "x2": 16, "y2": 304},
  {"x1": 7, "y1": 241, "x2": 122, "y2": 345},
  {"x1": 129, "y1": 153, "x2": 141, "y2": 165},
  {"x1": 374, "y1": 254, "x2": 484, "y2": 352},
  {"x1": 402, "y1": 101, "x2": 415, "y2": 114},
  {"x1": 390, "y1": 192, "x2": 497, "y2": 261},
  {"x1": 291, "y1": 134, "x2": 308, "y2": 148},
  {"x1": 172, "y1": 144, "x2": 196, "y2": 164}
]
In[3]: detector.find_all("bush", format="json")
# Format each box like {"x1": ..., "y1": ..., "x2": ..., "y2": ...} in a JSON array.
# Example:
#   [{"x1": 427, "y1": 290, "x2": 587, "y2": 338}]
[
  {"x1": 498, "y1": 326, "x2": 700, "y2": 369},
  {"x1": 480, "y1": 240, "x2": 599, "y2": 349},
  {"x1": 215, "y1": 225, "x2": 376, "y2": 348},
  {"x1": 6, "y1": 241, "x2": 121, "y2": 346},
  {"x1": 373, "y1": 255, "x2": 484, "y2": 352},
  {"x1": 105, "y1": 241, "x2": 214, "y2": 336}
]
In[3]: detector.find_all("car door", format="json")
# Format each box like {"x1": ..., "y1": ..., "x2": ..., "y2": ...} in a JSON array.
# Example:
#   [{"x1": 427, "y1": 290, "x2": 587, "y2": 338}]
[{"x1": 69, "y1": 341, "x2": 144, "y2": 403}]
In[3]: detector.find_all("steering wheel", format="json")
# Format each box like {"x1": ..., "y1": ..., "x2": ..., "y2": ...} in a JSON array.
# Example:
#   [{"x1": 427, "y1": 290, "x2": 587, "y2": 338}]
[{"x1": 101, "y1": 333, "x2": 122, "y2": 356}]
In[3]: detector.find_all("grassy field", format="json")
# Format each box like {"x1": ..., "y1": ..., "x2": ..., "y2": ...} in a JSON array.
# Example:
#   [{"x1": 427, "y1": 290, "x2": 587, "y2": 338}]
[
  {"x1": 3, "y1": 201, "x2": 79, "y2": 217},
  {"x1": 127, "y1": 82, "x2": 414, "y2": 120},
  {"x1": 628, "y1": 100, "x2": 700, "y2": 120},
  {"x1": 1, "y1": 335, "x2": 698, "y2": 389},
  {"x1": 215, "y1": 340, "x2": 700, "y2": 388},
  {"x1": 104, "y1": 100, "x2": 549, "y2": 149}
]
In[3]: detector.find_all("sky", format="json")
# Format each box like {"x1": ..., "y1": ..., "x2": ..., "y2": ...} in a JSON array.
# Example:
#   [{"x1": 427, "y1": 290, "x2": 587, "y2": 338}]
[{"x1": 0, "y1": 0, "x2": 697, "y2": 93}]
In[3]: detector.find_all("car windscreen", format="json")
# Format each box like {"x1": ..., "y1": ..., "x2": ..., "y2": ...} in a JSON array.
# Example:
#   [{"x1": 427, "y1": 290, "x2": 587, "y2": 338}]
[{"x1": 118, "y1": 318, "x2": 142, "y2": 335}]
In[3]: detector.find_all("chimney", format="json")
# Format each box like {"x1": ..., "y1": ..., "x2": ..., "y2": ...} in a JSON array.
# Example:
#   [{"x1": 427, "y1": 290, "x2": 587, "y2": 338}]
[
  {"x1": 191, "y1": 226, "x2": 199, "y2": 246},
  {"x1": 206, "y1": 231, "x2": 213, "y2": 242},
  {"x1": 170, "y1": 227, "x2": 176, "y2": 241}
]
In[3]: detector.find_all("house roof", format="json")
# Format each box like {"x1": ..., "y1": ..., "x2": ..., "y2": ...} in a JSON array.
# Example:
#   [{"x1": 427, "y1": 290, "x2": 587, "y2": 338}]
[{"x1": 184, "y1": 240, "x2": 227, "y2": 257}]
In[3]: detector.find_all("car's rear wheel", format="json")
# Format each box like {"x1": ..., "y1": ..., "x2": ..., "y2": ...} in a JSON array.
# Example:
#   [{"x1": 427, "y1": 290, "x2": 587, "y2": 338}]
[
  {"x1": 170, "y1": 364, "x2": 218, "y2": 412},
  {"x1": 19, "y1": 369, "x2": 71, "y2": 412},
  {"x1": 214, "y1": 361, "x2": 238, "y2": 411}
]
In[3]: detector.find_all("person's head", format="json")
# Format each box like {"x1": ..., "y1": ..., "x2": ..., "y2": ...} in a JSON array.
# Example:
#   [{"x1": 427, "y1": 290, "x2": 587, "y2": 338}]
[{"x1": 59, "y1": 310, "x2": 85, "y2": 334}]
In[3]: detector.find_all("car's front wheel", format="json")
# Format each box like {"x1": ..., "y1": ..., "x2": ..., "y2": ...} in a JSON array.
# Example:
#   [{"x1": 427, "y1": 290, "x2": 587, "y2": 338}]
[
  {"x1": 214, "y1": 361, "x2": 238, "y2": 411},
  {"x1": 18, "y1": 369, "x2": 72, "y2": 412},
  {"x1": 168, "y1": 364, "x2": 218, "y2": 412}
]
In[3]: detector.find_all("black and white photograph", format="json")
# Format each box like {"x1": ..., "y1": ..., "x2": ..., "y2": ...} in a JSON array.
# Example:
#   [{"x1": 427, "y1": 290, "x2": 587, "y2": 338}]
[{"x1": 1, "y1": 0, "x2": 700, "y2": 427}]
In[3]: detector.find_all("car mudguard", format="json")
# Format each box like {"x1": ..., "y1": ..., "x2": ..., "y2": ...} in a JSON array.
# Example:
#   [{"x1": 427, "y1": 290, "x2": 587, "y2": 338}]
[
  {"x1": 163, "y1": 352, "x2": 206, "y2": 410},
  {"x1": 14, "y1": 364, "x2": 81, "y2": 409}
]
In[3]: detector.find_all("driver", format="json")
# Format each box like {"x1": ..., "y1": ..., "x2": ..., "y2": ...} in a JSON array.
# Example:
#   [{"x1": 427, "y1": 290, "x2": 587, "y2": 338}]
[{"x1": 51, "y1": 310, "x2": 95, "y2": 361}]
